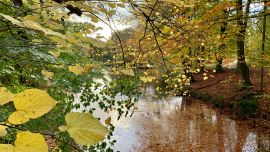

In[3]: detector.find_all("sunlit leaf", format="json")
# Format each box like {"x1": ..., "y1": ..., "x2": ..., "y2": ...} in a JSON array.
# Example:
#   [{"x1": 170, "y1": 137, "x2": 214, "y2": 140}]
[
  {"x1": 48, "y1": 50, "x2": 61, "y2": 57},
  {"x1": 140, "y1": 76, "x2": 155, "y2": 83},
  {"x1": 14, "y1": 131, "x2": 48, "y2": 152},
  {"x1": 53, "y1": 64, "x2": 65, "y2": 68},
  {"x1": 0, "y1": 144, "x2": 13, "y2": 152},
  {"x1": 0, "y1": 131, "x2": 48, "y2": 152},
  {"x1": 82, "y1": 64, "x2": 94, "y2": 74},
  {"x1": 41, "y1": 70, "x2": 54, "y2": 79},
  {"x1": 0, "y1": 13, "x2": 22, "y2": 26},
  {"x1": 120, "y1": 69, "x2": 134, "y2": 76},
  {"x1": 68, "y1": 64, "x2": 84, "y2": 75},
  {"x1": 23, "y1": 15, "x2": 41, "y2": 23},
  {"x1": 8, "y1": 89, "x2": 58, "y2": 125},
  {"x1": 23, "y1": 20, "x2": 46, "y2": 33},
  {"x1": 0, "y1": 125, "x2": 7, "y2": 137},
  {"x1": 0, "y1": 87, "x2": 14, "y2": 105},
  {"x1": 59, "y1": 112, "x2": 108, "y2": 146},
  {"x1": 45, "y1": 29, "x2": 66, "y2": 39}
]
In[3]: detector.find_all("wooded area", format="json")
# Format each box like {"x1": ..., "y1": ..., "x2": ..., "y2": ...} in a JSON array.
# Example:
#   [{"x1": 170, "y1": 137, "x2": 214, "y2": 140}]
[{"x1": 0, "y1": 0, "x2": 269, "y2": 151}]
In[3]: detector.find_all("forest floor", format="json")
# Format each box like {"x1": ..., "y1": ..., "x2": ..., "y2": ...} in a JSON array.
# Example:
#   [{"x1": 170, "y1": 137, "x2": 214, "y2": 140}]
[{"x1": 189, "y1": 67, "x2": 270, "y2": 128}]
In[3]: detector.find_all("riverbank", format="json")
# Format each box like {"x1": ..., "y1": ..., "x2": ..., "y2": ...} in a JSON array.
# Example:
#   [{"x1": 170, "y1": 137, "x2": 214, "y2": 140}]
[{"x1": 188, "y1": 68, "x2": 270, "y2": 127}]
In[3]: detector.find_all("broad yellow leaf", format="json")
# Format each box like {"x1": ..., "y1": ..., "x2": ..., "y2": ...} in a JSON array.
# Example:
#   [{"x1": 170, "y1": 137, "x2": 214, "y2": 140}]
[
  {"x1": 0, "y1": 144, "x2": 13, "y2": 152},
  {"x1": 59, "y1": 112, "x2": 108, "y2": 146},
  {"x1": 120, "y1": 69, "x2": 134, "y2": 76},
  {"x1": 14, "y1": 131, "x2": 48, "y2": 152},
  {"x1": 68, "y1": 64, "x2": 83, "y2": 75},
  {"x1": 41, "y1": 70, "x2": 54, "y2": 79},
  {"x1": 0, "y1": 131, "x2": 48, "y2": 152},
  {"x1": 0, "y1": 125, "x2": 7, "y2": 136},
  {"x1": 8, "y1": 89, "x2": 58, "y2": 125},
  {"x1": 0, "y1": 87, "x2": 14, "y2": 105},
  {"x1": 8, "y1": 111, "x2": 29, "y2": 125}
]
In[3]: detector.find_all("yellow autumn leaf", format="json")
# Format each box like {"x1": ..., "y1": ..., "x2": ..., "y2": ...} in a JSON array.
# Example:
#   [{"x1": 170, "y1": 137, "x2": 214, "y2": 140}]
[
  {"x1": 23, "y1": 15, "x2": 41, "y2": 23},
  {"x1": 46, "y1": 20, "x2": 64, "y2": 30},
  {"x1": 0, "y1": 87, "x2": 14, "y2": 105},
  {"x1": 0, "y1": 144, "x2": 13, "y2": 152},
  {"x1": 0, "y1": 125, "x2": 7, "y2": 136},
  {"x1": 14, "y1": 131, "x2": 48, "y2": 152},
  {"x1": 23, "y1": 20, "x2": 46, "y2": 33},
  {"x1": 49, "y1": 50, "x2": 61, "y2": 57},
  {"x1": 59, "y1": 112, "x2": 108, "y2": 146},
  {"x1": 41, "y1": 70, "x2": 54, "y2": 79},
  {"x1": 0, "y1": 131, "x2": 48, "y2": 152},
  {"x1": 0, "y1": 13, "x2": 22, "y2": 26},
  {"x1": 104, "y1": 116, "x2": 111, "y2": 125},
  {"x1": 53, "y1": 64, "x2": 65, "y2": 68},
  {"x1": 8, "y1": 89, "x2": 58, "y2": 125},
  {"x1": 120, "y1": 69, "x2": 134, "y2": 76},
  {"x1": 45, "y1": 29, "x2": 66, "y2": 39},
  {"x1": 68, "y1": 64, "x2": 84, "y2": 75},
  {"x1": 140, "y1": 76, "x2": 155, "y2": 83},
  {"x1": 82, "y1": 64, "x2": 94, "y2": 74}
]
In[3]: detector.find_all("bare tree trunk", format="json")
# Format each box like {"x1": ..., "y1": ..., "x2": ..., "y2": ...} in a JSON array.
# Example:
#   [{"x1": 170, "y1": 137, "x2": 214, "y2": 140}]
[
  {"x1": 235, "y1": 0, "x2": 252, "y2": 87},
  {"x1": 260, "y1": 2, "x2": 267, "y2": 93}
]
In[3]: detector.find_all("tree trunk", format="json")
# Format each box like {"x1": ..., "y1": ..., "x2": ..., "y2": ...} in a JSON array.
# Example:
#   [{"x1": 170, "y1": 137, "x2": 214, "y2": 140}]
[
  {"x1": 260, "y1": 2, "x2": 267, "y2": 93},
  {"x1": 235, "y1": 0, "x2": 252, "y2": 87}
]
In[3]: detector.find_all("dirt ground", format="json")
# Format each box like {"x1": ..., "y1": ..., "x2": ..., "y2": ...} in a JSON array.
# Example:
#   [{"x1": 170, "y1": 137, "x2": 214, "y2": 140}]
[{"x1": 190, "y1": 68, "x2": 270, "y2": 127}]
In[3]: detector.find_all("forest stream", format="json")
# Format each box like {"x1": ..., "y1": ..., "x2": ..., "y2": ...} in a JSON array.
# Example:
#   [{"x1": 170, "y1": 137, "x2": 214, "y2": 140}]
[
  {"x1": 73, "y1": 80, "x2": 270, "y2": 152},
  {"x1": 109, "y1": 86, "x2": 270, "y2": 152}
]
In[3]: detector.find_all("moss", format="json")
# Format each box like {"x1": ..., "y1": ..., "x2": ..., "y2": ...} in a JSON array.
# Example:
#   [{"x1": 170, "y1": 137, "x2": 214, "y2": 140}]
[
  {"x1": 189, "y1": 91, "x2": 224, "y2": 108},
  {"x1": 233, "y1": 97, "x2": 258, "y2": 117}
]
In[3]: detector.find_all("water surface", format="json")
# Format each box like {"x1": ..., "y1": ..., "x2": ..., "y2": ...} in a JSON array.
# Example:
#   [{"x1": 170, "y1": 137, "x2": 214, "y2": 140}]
[
  {"x1": 74, "y1": 81, "x2": 270, "y2": 152},
  {"x1": 109, "y1": 87, "x2": 270, "y2": 152}
]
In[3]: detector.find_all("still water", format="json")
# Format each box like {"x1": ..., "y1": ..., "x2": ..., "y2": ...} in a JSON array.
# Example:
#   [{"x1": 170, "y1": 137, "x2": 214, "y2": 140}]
[
  {"x1": 109, "y1": 87, "x2": 270, "y2": 152},
  {"x1": 73, "y1": 80, "x2": 270, "y2": 152}
]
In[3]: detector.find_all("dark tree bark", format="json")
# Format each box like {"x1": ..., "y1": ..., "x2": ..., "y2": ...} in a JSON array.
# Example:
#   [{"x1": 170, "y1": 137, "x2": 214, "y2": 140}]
[
  {"x1": 200, "y1": 46, "x2": 205, "y2": 72},
  {"x1": 235, "y1": 0, "x2": 252, "y2": 87}
]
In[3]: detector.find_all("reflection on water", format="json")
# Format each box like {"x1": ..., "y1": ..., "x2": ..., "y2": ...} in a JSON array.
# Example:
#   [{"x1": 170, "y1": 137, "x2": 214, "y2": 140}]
[
  {"x1": 108, "y1": 87, "x2": 270, "y2": 152},
  {"x1": 74, "y1": 80, "x2": 270, "y2": 152}
]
